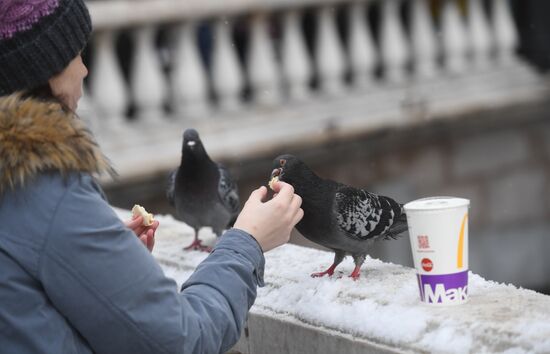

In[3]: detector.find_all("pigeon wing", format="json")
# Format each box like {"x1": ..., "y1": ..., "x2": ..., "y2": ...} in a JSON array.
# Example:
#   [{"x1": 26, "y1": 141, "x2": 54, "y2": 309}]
[
  {"x1": 217, "y1": 164, "x2": 240, "y2": 216},
  {"x1": 166, "y1": 169, "x2": 177, "y2": 207},
  {"x1": 334, "y1": 186, "x2": 402, "y2": 241}
]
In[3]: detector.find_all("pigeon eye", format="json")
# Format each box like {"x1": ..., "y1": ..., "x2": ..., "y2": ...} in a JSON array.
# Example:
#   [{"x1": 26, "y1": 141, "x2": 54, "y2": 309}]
[{"x1": 280, "y1": 159, "x2": 286, "y2": 167}]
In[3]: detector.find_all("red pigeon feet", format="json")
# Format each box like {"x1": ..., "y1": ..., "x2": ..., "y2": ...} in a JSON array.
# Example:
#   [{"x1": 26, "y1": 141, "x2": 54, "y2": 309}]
[
  {"x1": 311, "y1": 264, "x2": 337, "y2": 278},
  {"x1": 348, "y1": 266, "x2": 361, "y2": 281},
  {"x1": 184, "y1": 239, "x2": 212, "y2": 252}
]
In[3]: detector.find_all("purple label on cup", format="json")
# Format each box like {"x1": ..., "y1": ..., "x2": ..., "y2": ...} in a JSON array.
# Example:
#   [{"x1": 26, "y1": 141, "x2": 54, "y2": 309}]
[{"x1": 416, "y1": 271, "x2": 468, "y2": 304}]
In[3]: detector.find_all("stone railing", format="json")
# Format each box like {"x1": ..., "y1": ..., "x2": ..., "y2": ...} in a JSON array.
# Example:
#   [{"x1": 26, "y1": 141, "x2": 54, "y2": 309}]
[
  {"x1": 113, "y1": 207, "x2": 550, "y2": 354},
  {"x1": 81, "y1": 0, "x2": 547, "y2": 184}
]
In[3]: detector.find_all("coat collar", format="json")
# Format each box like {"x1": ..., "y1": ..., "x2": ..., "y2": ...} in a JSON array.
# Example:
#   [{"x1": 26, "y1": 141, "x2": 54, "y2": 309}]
[{"x1": 0, "y1": 93, "x2": 115, "y2": 193}]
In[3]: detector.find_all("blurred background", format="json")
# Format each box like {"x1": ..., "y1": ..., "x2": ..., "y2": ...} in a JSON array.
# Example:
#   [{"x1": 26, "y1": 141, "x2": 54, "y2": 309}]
[{"x1": 78, "y1": 0, "x2": 550, "y2": 294}]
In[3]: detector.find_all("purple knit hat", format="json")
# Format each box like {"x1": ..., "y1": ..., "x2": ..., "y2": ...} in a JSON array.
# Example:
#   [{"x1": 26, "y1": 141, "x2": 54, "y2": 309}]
[
  {"x1": 0, "y1": 0, "x2": 92, "y2": 95},
  {"x1": 0, "y1": 0, "x2": 59, "y2": 39}
]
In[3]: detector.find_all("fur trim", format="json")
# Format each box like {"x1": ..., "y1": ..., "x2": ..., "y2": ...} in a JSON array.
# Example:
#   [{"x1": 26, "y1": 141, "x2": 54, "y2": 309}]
[{"x1": 0, "y1": 93, "x2": 116, "y2": 193}]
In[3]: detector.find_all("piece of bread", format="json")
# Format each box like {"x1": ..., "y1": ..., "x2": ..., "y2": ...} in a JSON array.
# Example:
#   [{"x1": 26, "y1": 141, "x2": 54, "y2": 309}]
[
  {"x1": 268, "y1": 176, "x2": 279, "y2": 191},
  {"x1": 132, "y1": 204, "x2": 155, "y2": 226}
]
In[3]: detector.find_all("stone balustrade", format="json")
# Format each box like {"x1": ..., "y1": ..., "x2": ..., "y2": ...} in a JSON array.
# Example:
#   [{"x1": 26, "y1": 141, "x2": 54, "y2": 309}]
[{"x1": 81, "y1": 0, "x2": 547, "y2": 184}]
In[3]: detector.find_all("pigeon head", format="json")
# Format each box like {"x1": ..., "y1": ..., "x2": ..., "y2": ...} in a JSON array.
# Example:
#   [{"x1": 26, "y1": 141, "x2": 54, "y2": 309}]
[
  {"x1": 179, "y1": 128, "x2": 213, "y2": 168},
  {"x1": 271, "y1": 154, "x2": 316, "y2": 188},
  {"x1": 182, "y1": 128, "x2": 205, "y2": 153}
]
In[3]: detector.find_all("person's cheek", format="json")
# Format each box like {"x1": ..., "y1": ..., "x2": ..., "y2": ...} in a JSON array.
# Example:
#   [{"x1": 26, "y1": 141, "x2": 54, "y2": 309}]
[{"x1": 77, "y1": 84, "x2": 83, "y2": 102}]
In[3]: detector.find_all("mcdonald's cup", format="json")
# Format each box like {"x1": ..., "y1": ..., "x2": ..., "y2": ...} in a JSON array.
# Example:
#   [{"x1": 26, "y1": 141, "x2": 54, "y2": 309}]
[{"x1": 404, "y1": 197, "x2": 470, "y2": 306}]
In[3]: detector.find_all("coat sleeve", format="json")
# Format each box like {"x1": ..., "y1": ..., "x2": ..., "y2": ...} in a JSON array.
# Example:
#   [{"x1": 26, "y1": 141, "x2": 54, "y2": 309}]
[{"x1": 39, "y1": 175, "x2": 264, "y2": 354}]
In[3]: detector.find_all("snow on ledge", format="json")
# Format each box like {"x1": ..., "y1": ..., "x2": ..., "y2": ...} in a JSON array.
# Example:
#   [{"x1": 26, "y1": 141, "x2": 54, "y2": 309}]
[{"x1": 114, "y1": 208, "x2": 550, "y2": 353}]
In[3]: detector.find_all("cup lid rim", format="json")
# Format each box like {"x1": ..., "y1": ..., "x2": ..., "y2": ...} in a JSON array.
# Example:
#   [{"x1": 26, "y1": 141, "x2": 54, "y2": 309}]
[{"x1": 404, "y1": 196, "x2": 470, "y2": 211}]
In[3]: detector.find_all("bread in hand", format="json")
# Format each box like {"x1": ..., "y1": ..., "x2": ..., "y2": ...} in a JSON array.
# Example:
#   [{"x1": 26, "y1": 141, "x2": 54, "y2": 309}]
[{"x1": 132, "y1": 204, "x2": 155, "y2": 226}]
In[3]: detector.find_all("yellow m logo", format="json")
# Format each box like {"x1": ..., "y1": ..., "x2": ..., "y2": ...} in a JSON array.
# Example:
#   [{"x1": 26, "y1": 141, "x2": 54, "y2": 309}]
[{"x1": 457, "y1": 213, "x2": 468, "y2": 269}]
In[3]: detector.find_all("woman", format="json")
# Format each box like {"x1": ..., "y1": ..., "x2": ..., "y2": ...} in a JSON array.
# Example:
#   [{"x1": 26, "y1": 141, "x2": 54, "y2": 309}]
[{"x1": 0, "y1": 0, "x2": 303, "y2": 353}]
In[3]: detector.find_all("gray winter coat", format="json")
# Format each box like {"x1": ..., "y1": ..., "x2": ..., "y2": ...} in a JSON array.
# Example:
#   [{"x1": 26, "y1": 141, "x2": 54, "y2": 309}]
[{"x1": 0, "y1": 94, "x2": 264, "y2": 354}]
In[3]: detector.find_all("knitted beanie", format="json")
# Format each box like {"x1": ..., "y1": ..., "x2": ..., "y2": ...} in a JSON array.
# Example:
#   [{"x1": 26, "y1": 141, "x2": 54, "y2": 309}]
[{"x1": 0, "y1": 0, "x2": 92, "y2": 95}]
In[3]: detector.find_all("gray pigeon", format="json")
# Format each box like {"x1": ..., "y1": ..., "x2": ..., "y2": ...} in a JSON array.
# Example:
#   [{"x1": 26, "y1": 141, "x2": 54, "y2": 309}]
[
  {"x1": 270, "y1": 154, "x2": 407, "y2": 280},
  {"x1": 167, "y1": 129, "x2": 240, "y2": 251}
]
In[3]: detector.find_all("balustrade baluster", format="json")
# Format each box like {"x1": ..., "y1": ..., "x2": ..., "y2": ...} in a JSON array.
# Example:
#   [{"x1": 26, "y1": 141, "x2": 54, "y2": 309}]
[
  {"x1": 211, "y1": 18, "x2": 244, "y2": 112},
  {"x1": 380, "y1": 0, "x2": 408, "y2": 83},
  {"x1": 89, "y1": 30, "x2": 129, "y2": 131},
  {"x1": 171, "y1": 22, "x2": 210, "y2": 118},
  {"x1": 411, "y1": 0, "x2": 438, "y2": 78},
  {"x1": 441, "y1": 0, "x2": 468, "y2": 74},
  {"x1": 315, "y1": 6, "x2": 346, "y2": 95},
  {"x1": 248, "y1": 13, "x2": 281, "y2": 106},
  {"x1": 491, "y1": 0, "x2": 518, "y2": 64},
  {"x1": 281, "y1": 9, "x2": 312, "y2": 101},
  {"x1": 348, "y1": 1, "x2": 376, "y2": 88},
  {"x1": 130, "y1": 25, "x2": 168, "y2": 123},
  {"x1": 467, "y1": 0, "x2": 492, "y2": 69}
]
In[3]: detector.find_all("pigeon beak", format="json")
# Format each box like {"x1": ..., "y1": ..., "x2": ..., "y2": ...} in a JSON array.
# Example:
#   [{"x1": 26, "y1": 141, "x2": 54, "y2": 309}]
[
  {"x1": 186, "y1": 141, "x2": 196, "y2": 149},
  {"x1": 270, "y1": 168, "x2": 283, "y2": 179}
]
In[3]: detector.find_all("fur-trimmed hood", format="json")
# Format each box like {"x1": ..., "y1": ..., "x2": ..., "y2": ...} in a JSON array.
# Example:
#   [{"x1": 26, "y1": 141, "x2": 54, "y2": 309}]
[{"x1": 0, "y1": 93, "x2": 115, "y2": 193}]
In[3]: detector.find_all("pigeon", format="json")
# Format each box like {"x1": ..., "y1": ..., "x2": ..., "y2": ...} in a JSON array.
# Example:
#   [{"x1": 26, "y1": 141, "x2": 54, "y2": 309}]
[
  {"x1": 167, "y1": 129, "x2": 240, "y2": 251},
  {"x1": 269, "y1": 154, "x2": 407, "y2": 280}
]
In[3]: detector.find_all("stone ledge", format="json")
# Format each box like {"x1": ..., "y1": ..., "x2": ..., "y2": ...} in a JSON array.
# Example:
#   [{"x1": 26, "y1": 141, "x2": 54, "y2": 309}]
[
  {"x1": 114, "y1": 208, "x2": 550, "y2": 354},
  {"x1": 233, "y1": 312, "x2": 402, "y2": 354}
]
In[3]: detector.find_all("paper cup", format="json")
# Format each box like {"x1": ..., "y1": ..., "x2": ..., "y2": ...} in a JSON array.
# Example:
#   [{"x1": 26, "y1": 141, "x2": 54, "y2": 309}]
[{"x1": 404, "y1": 197, "x2": 470, "y2": 306}]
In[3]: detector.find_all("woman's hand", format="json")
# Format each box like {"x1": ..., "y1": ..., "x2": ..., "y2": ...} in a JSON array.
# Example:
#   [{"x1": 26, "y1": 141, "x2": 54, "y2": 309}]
[
  {"x1": 125, "y1": 216, "x2": 159, "y2": 252},
  {"x1": 234, "y1": 181, "x2": 303, "y2": 252}
]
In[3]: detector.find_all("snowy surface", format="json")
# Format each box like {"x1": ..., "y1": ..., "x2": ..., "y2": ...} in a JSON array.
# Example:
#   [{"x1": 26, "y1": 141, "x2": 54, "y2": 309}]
[{"x1": 115, "y1": 208, "x2": 550, "y2": 353}]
